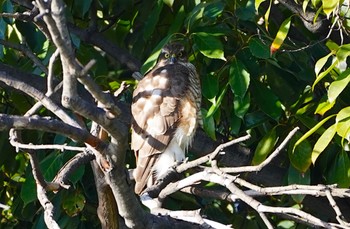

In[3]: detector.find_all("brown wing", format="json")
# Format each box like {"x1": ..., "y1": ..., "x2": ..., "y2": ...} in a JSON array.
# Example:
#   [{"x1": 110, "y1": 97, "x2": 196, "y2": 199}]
[{"x1": 131, "y1": 64, "x2": 190, "y2": 194}]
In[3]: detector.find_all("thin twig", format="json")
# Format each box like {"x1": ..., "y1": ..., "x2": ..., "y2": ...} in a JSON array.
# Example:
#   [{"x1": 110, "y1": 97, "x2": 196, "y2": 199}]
[
  {"x1": 221, "y1": 127, "x2": 299, "y2": 173},
  {"x1": 177, "y1": 133, "x2": 251, "y2": 173},
  {"x1": 28, "y1": 152, "x2": 60, "y2": 229}
]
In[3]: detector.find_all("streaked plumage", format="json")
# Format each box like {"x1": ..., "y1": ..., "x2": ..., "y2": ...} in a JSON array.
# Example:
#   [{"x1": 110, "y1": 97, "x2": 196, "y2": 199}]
[{"x1": 131, "y1": 43, "x2": 201, "y2": 195}]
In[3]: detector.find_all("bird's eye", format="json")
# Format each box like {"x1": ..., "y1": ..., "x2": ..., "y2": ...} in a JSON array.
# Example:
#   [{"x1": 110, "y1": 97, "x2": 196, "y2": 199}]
[
  {"x1": 164, "y1": 53, "x2": 170, "y2": 58},
  {"x1": 178, "y1": 52, "x2": 183, "y2": 57}
]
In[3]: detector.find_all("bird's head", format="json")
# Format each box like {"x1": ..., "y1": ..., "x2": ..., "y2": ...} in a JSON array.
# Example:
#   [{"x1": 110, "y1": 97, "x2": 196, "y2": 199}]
[{"x1": 157, "y1": 43, "x2": 187, "y2": 66}]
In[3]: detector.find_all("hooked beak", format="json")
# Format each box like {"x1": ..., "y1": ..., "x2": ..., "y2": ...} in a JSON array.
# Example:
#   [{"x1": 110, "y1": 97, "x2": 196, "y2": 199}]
[{"x1": 169, "y1": 54, "x2": 176, "y2": 64}]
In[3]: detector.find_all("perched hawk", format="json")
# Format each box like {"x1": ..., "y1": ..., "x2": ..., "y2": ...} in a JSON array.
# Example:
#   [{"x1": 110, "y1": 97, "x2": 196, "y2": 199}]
[{"x1": 131, "y1": 43, "x2": 201, "y2": 195}]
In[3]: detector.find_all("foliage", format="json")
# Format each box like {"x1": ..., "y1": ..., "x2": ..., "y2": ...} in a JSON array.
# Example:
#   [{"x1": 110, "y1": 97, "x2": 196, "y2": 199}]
[{"x1": 0, "y1": 0, "x2": 350, "y2": 228}]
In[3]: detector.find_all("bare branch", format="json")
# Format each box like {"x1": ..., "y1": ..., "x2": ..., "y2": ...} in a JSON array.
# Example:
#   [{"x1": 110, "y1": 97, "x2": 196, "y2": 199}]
[
  {"x1": 28, "y1": 152, "x2": 60, "y2": 229},
  {"x1": 0, "y1": 114, "x2": 106, "y2": 150},
  {"x1": 221, "y1": 127, "x2": 299, "y2": 173},
  {"x1": 177, "y1": 133, "x2": 252, "y2": 173},
  {"x1": 0, "y1": 71, "x2": 81, "y2": 128},
  {"x1": 52, "y1": 150, "x2": 95, "y2": 190}
]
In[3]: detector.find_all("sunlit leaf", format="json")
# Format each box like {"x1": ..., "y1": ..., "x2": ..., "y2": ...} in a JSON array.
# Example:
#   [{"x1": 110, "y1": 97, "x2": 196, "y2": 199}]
[
  {"x1": 311, "y1": 0, "x2": 321, "y2": 7},
  {"x1": 185, "y1": 2, "x2": 206, "y2": 32},
  {"x1": 314, "y1": 52, "x2": 332, "y2": 76},
  {"x1": 163, "y1": 0, "x2": 174, "y2": 8},
  {"x1": 229, "y1": 58, "x2": 250, "y2": 98},
  {"x1": 336, "y1": 106, "x2": 350, "y2": 123},
  {"x1": 322, "y1": 0, "x2": 339, "y2": 17},
  {"x1": 270, "y1": 16, "x2": 292, "y2": 54},
  {"x1": 326, "y1": 40, "x2": 339, "y2": 52},
  {"x1": 312, "y1": 58, "x2": 338, "y2": 91},
  {"x1": 293, "y1": 114, "x2": 337, "y2": 152},
  {"x1": 302, "y1": 0, "x2": 310, "y2": 13},
  {"x1": 255, "y1": 0, "x2": 266, "y2": 11},
  {"x1": 264, "y1": 0, "x2": 272, "y2": 31},
  {"x1": 312, "y1": 124, "x2": 337, "y2": 164},
  {"x1": 193, "y1": 32, "x2": 226, "y2": 60},
  {"x1": 207, "y1": 85, "x2": 228, "y2": 117},
  {"x1": 336, "y1": 106, "x2": 350, "y2": 140},
  {"x1": 252, "y1": 127, "x2": 278, "y2": 165},
  {"x1": 314, "y1": 96, "x2": 335, "y2": 115},
  {"x1": 328, "y1": 68, "x2": 350, "y2": 102},
  {"x1": 336, "y1": 43, "x2": 350, "y2": 61}
]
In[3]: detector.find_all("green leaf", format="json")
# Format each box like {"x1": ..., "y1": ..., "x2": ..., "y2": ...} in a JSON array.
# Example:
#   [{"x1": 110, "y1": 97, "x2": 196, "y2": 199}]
[
  {"x1": 312, "y1": 58, "x2": 338, "y2": 91},
  {"x1": 62, "y1": 191, "x2": 86, "y2": 217},
  {"x1": 302, "y1": 0, "x2": 310, "y2": 13},
  {"x1": 264, "y1": 0, "x2": 272, "y2": 31},
  {"x1": 248, "y1": 38, "x2": 270, "y2": 59},
  {"x1": 15, "y1": 21, "x2": 46, "y2": 53},
  {"x1": 252, "y1": 127, "x2": 278, "y2": 165},
  {"x1": 314, "y1": 52, "x2": 332, "y2": 76},
  {"x1": 326, "y1": 40, "x2": 339, "y2": 52},
  {"x1": 229, "y1": 58, "x2": 250, "y2": 98},
  {"x1": 167, "y1": 5, "x2": 186, "y2": 35},
  {"x1": 230, "y1": 114, "x2": 242, "y2": 135},
  {"x1": 336, "y1": 106, "x2": 350, "y2": 123},
  {"x1": 144, "y1": 0, "x2": 163, "y2": 40},
  {"x1": 336, "y1": 43, "x2": 350, "y2": 61},
  {"x1": 20, "y1": 174, "x2": 36, "y2": 206},
  {"x1": 328, "y1": 68, "x2": 350, "y2": 102},
  {"x1": 202, "y1": 108, "x2": 216, "y2": 140},
  {"x1": 270, "y1": 16, "x2": 292, "y2": 54},
  {"x1": 336, "y1": 106, "x2": 350, "y2": 139},
  {"x1": 2, "y1": 0, "x2": 14, "y2": 24},
  {"x1": 192, "y1": 32, "x2": 226, "y2": 60},
  {"x1": 185, "y1": 2, "x2": 206, "y2": 32},
  {"x1": 140, "y1": 35, "x2": 173, "y2": 74},
  {"x1": 233, "y1": 92, "x2": 250, "y2": 119},
  {"x1": 74, "y1": 0, "x2": 92, "y2": 18},
  {"x1": 314, "y1": 96, "x2": 335, "y2": 115},
  {"x1": 322, "y1": 0, "x2": 339, "y2": 17},
  {"x1": 289, "y1": 132, "x2": 312, "y2": 173},
  {"x1": 327, "y1": 150, "x2": 350, "y2": 188},
  {"x1": 203, "y1": 1, "x2": 224, "y2": 19},
  {"x1": 206, "y1": 85, "x2": 228, "y2": 117},
  {"x1": 202, "y1": 72, "x2": 219, "y2": 100},
  {"x1": 293, "y1": 114, "x2": 336, "y2": 152},
  {"x1": 288, "y1": 165, "x2": 310, "y2": 203},
  {"x1": 251, "y1": 81, "x2": 282, "y2": 120},
  {"x1": 255, "y1": 0, "x2": 267, "y2": 11},
  {"x1": 163, "y1": 0, "x2": 174, "y2": 8},
  {"x1": 244, "y1": 111, "x2": 270, "y2": 129},
  {"x1": 312, "y1": 124, "x2": 337, "y2": 164},
  {"x1": 311, "y1": 0, "x2": 321, "y2": 7}
]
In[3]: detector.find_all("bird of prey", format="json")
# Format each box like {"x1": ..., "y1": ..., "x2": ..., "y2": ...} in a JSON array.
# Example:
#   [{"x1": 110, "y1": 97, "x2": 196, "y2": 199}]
[{"x1": 131, "y1": 42, "x2": 201, "y2": 195}]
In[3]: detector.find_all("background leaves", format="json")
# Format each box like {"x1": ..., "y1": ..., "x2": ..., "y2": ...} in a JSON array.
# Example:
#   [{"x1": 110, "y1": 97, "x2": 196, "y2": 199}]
[{"x1": 1, "y1": 0, "x2": 350, "y2": 228}]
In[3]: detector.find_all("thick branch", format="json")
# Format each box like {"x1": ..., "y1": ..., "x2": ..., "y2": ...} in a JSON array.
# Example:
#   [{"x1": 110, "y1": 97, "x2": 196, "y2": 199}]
[{"x1": 0, "y1": 114, "x2": 106, "y2": 150}]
